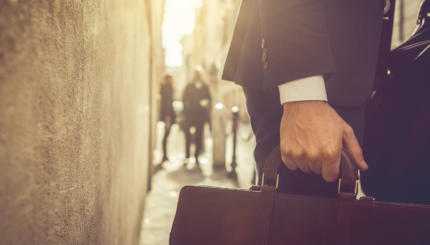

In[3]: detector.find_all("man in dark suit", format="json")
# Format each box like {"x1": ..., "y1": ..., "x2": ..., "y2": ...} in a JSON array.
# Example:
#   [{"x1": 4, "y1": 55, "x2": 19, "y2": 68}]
[
  {"x1": 182, "y1": 69, "x2": 212, "y2": 166},
  {"x1": 223, "y1": 0, "x2": 389, "y2": 196}
]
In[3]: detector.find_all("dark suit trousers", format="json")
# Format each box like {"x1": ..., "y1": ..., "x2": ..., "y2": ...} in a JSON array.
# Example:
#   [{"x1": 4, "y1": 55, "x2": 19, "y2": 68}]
[
  {"x1": 244, "y1": 87, "x2": 367, "y2": 197},
  {"x1": 185, "y1": 123, "x2": 204, "y2": 160}
]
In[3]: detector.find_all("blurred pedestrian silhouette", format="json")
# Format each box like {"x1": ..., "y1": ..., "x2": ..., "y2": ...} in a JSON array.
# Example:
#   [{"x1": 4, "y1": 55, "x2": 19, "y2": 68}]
[
  {"x1": 182, "y1": 68, "x2": 211, "y2": 167},
  {"x1": 159, "y1": 74, "x2": 175, "y2": 166}
]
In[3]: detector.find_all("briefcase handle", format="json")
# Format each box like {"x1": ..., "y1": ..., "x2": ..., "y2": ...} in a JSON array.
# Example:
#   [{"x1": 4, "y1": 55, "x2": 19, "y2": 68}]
[{"x1": 262, "y1": 146, "x2": 359, "y2": 198}]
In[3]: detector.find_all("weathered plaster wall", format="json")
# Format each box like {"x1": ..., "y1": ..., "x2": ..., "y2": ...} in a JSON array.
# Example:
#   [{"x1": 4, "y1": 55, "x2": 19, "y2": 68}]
[{"x1": 0, "y1": 0, "x2": 153, "y2": 244}]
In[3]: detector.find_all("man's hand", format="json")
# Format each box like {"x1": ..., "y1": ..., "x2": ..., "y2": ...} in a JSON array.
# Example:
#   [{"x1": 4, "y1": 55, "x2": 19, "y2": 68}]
[{"x1": 280, "y1": 101, "x2": 368, "y2": 182}]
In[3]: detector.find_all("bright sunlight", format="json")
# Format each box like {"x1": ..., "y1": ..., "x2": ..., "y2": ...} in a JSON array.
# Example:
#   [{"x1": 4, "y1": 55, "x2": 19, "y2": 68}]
[{"x1": 162, "y1": 0, "x2": 202, "y2": 67}]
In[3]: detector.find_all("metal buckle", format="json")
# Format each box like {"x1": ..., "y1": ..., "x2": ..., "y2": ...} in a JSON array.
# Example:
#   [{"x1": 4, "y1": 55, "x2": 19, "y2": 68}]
[
  {"x1": 261, "y1": 173, "x2": 280, "y2": 190},
  {"x1": 337, "y1": 178, "x2": 359, "y2": 196}
]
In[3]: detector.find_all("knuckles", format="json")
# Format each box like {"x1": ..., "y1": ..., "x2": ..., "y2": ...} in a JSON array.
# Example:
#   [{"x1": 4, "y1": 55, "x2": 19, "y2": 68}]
[
  {"x1": 306, "y1": 150, "x2": 320, "y2": 162},
  {"x1": 280, "y1": 147, "x2": 292, "y2": 160},
  {"x1": 280, "y1": 147, "x2": 296, "y2": 170},
  {"x1": 282, "y1": 146, "x2": 339, "y2": 163},
  {"x1": 280, "y1": 143, "x2": 343, "y2": 180},
  {"x1": 323, "y1": 170, "x2": 340, "y2": 182},
  {"x1": 290, "y1": 150, "x2": 305, "y2": 160},
  {"x1": 321, "y1": 147, "x2": 338, "y2": 160}
]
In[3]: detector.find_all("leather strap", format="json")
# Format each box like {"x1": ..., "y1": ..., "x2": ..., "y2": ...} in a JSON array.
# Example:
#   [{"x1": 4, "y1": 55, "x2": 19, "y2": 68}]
[
  {"x1": 338, "y1": 152, "x2": 358, "y2": 198},
  {"x1": 262, "y1": 147, "x2": 359, "y2": 197},
  {"x1": 261, "y1": 147, "x2": 283, "y2": 190}
]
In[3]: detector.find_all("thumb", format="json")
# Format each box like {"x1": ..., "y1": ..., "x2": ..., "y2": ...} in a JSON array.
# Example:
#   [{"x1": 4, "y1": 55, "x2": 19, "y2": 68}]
[{"x1": 342, "y1": 123, "x2": 368, "y2": 171}]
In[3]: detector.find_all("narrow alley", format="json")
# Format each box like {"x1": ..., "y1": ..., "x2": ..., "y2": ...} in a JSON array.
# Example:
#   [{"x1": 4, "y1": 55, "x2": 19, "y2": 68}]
[
  {"x1": 140, "y1": 121, "x2": 256, "y2": 245},
  {"x1": 0, "y1": 1, "x2": 426, "y2": 245}
]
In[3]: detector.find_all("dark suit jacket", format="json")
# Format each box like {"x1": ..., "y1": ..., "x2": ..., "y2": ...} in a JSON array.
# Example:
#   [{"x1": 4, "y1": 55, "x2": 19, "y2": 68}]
[
  {"x1": 222, "y1": 0, "x2": 385, "y2": 107},
  {"x1": 182, "y1": 82, "x2": 212, "y2": 126},
  {"x1": 363, "y1": 22, "x2": 430, "y2": 204},
  {"x1": 222, "y1": 0, "x2": 388, "y2": 197}
]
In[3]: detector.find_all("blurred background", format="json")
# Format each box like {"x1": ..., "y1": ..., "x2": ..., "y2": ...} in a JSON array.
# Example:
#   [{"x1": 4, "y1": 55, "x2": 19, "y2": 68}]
[
  {"x1": 0, "y1": 0, "x2": 423, "y2": 245},
  {"x1": 143, "y1": 1, "x2": 424, "y2": 244}
]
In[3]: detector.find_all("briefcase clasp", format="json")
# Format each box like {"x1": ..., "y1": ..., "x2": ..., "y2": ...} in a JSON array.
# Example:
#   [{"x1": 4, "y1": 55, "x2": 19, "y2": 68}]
[
  {"x1": 337, "y1": 178, "x2": 359, "y2": 197},
  {"x1": 261, "y1": 173, "x2": 280, "y2": 190}
]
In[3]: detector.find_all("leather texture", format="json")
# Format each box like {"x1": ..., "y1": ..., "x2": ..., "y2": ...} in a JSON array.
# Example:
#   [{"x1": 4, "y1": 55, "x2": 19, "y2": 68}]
[
  {"x1": 171, "y1": 147, "x2": 430, "y2": 245},
  {"x1": 261, "y1": 147, "x2": 282, "y2": 188}
]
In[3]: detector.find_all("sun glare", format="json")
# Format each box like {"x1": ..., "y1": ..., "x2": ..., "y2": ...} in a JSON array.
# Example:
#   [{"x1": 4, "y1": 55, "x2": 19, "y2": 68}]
[{"x1": 163, "y1": 0, "x2": 202, "y2": 67}]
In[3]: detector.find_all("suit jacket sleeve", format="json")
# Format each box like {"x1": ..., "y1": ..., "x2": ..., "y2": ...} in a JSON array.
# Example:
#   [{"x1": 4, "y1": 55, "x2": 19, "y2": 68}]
[{"x1": 258, "y1": 0, "x2": 336, "y2": 89}]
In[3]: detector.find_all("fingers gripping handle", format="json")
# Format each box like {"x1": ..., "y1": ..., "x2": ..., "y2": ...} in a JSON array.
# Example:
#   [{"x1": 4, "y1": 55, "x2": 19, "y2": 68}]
[{"x1": 262, "y1": 147, "x2": 359, "y2": 197}]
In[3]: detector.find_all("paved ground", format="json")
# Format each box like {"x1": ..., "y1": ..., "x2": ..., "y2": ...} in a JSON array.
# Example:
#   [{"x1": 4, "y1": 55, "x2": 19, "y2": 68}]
[{"x1": 139, "y1": 122, "x2": 256, "y2": 245}]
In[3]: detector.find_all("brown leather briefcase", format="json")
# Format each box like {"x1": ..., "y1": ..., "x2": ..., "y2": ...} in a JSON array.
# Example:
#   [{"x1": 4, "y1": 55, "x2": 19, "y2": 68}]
[{"x1": 170, "y1": 147, "x2": 430, "y2": 245}]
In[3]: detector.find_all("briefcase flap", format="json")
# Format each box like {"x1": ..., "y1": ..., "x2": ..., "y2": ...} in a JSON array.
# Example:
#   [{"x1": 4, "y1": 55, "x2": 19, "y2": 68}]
[
  {"x1": 170, "y1": 185, "x2": 275, "y2": 245},
  {"x1": 270, "y1": 192, "x2": 430, "y2": 245},
  {"x1": 171, "y1": 186, "x2": 430, "y2": 245}
]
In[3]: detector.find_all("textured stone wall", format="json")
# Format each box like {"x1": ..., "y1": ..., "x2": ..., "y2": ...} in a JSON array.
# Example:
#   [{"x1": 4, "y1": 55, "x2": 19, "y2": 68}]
[{"x1": 0, "y1": 0, "x2": 153, "y2": 244}]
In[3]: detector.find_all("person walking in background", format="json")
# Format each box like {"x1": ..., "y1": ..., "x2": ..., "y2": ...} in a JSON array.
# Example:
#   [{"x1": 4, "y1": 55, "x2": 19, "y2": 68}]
[
  {"x1": 159, "y1": 74, "x2": 175, "y2": 167},
  {"x1": 182, "y1": 68, "x2": 211, "y2": 168}
]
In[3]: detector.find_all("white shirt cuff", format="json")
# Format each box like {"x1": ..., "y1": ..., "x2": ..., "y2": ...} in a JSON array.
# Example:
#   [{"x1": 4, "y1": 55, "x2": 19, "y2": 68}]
[{"x1": 278, "y1": 75, "x2": 328, "y2": 104}]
